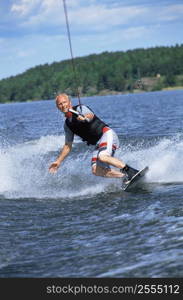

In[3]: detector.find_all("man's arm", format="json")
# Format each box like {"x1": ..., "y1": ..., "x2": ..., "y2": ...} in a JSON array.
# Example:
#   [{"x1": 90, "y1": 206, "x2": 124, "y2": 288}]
[{"x1": 49, "y1": 142, "x2": 72, "y2": 173}]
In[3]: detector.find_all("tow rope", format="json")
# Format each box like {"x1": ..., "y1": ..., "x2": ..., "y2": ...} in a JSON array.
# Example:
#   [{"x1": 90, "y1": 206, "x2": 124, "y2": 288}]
[{"x1": 62, "y1": 0, "x2": 82, "y2": 109}]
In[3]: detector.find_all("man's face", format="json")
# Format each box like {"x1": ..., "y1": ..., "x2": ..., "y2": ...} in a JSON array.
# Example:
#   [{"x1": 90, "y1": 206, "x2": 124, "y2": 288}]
[{"x1": 56, "y1": 96, "x2": 71, "y2": 113}]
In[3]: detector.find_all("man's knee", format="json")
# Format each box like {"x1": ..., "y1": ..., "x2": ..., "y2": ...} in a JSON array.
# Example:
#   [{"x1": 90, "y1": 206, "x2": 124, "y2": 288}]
[
  {"x1": 92, "y1": 164, "x2": 105, "y2": 176},
  {"x1": 92, "y1": 164, "x2": 111, "y2": 177},
  {"x1": 92, "y1": 164, "x2": 97, "y2": 176}
]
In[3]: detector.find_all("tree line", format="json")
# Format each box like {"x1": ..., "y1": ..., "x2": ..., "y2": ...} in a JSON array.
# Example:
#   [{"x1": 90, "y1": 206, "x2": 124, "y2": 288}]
[{"x1": 0, "y1": 44, "x2": 183, "y2": 103}]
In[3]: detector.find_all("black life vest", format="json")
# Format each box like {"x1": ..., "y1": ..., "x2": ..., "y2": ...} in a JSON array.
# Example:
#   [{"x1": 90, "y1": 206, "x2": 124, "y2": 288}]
[{"x1": 65, "y1": 105, "x2": 108, "y2": 145}]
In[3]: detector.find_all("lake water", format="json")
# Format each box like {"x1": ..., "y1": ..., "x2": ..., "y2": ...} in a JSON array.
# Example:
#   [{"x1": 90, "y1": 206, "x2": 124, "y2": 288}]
[{"x1": 0, "y1": 90, "x2": 183, "y2": 277}]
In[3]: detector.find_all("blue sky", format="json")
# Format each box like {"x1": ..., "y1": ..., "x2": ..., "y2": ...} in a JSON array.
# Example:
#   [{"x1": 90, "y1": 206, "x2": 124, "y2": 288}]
[{"x1": 0, "y1": 0, "x2": 183, "y2": 80}]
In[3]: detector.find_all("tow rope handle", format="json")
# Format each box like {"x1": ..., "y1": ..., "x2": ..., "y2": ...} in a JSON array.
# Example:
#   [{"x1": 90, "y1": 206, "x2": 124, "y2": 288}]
[
  {"x1": 69, "y1": 108, "x2": 91, "y2": 122},
  {"x1": 69, "y1": 108, "x2": 84, "y2": 117}
]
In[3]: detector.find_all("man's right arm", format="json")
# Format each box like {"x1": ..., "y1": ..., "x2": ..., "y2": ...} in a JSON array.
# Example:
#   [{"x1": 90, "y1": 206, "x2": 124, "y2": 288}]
[{"x1": 49, "y1": 142, "x2": 72, "y2": 173}]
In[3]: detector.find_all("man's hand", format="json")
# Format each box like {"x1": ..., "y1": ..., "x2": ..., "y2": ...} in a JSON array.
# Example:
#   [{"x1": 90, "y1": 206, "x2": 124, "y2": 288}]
[
  {"x1": 77, "y1": 115, "x2": 86, "y2": 121},
  {"x1": 49, "y1": 161, "x2": 60, "y2": 173},
  {"x1": 77, "y1": 113, "x2": 94, "y2": 122},
  {"x1": 49, "y1": 143, "x2": 72, "y2": 174}
]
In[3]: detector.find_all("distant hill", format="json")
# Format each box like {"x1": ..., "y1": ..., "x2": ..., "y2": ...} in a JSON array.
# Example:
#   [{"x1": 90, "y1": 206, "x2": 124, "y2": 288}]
[{"x1": 0, "y1": 44, "x2": 183, "y2": 103}]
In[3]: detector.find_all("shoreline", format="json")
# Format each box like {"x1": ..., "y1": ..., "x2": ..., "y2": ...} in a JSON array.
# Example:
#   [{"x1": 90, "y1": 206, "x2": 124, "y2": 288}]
[
  {"x1": 0, "y1": 86, "x2": 183, "y2": 104},
  {"x1": 97, "y1": 86, "x2": 183, "y2": 96}
]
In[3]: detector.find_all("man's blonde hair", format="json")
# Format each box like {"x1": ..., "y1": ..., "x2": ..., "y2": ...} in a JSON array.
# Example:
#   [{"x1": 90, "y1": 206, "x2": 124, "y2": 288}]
[
  {"x1": 55, "y1": 93, "x2": 71, "y2": 108},
  {"x1": 55, "y1": 93, "x2": 70, "y2": 102}
]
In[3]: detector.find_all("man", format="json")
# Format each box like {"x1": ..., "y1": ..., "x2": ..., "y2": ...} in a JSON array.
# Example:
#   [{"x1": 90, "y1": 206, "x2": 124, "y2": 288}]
[{"x1": 49, "y1": 93, "x2": 139, "y2": 183}]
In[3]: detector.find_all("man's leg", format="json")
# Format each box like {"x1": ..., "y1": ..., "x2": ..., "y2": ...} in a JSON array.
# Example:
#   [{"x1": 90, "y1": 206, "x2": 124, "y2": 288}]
[
  {"x1": 91, "y1": 129, "x2": 125, "y2": 178},
  {"x1": 91, "y1": 129, "x2": 139, "y2": 180},
  {"x1": 97, "y1": 129, "x2": 126, "y2": 170},
  {"x1": 98, "y1": 153, "x2": 126, "y2": 169},
  {"x1": 92, "y1": 164, "x2": 124, "y2": 178},
  {"x1": 98, "y1": 153, "x2": 139, "y2": 180}
]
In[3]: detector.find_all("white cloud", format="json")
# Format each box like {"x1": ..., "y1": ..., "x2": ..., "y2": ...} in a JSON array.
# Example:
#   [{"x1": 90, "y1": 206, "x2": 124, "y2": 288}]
[
  {"x1": 11, "y1": 0, "x2": 40, "y2": 16},
  {"x1": 158, "y1": 4, "x2": 183, "y2": 22},
  {"x1": 17, "y1": 49, "x2": 36, "y2": 57},
  {"x1": 69, "y1": 5, "x2": 147, "y2": 29},
  {"x1": 12, "y1": 0, "x2": 64, "y2": 27},
  {"x1": 10, "y1": 0, "x2": 183, "y2": 37},
  {"x1": 10, "y1": 0, "x2": 148, "y2": 33},
  {"x1": 122, "y1": 26, "x2": 149, "y2": 40}
]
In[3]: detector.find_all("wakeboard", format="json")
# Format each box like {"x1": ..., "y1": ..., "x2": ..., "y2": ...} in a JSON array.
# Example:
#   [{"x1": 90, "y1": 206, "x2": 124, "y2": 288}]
[{"x1": 123, "y1": 166, "x2": 149, "y2": 191}]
